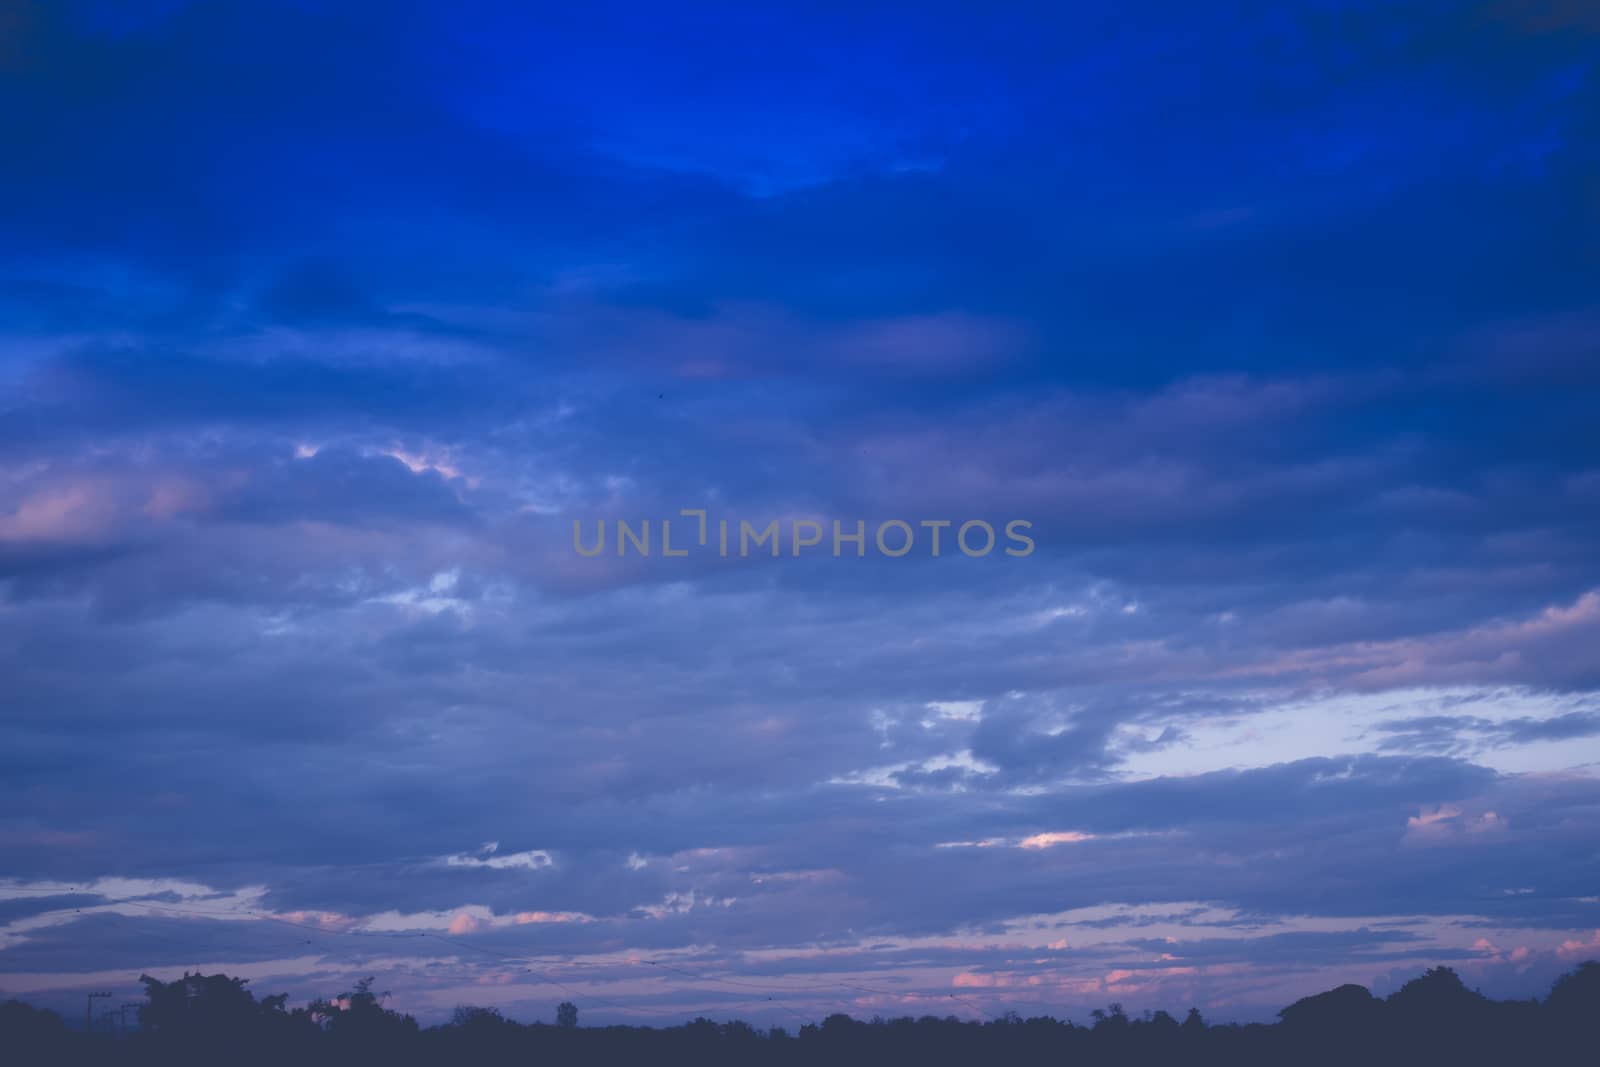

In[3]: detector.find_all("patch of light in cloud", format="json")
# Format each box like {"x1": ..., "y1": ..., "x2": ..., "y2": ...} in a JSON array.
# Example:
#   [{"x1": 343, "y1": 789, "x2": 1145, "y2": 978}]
[
  {"x1": 1018, "y1": 831, "x2": 1097, "y2": 849},
  {"x1": 926, "y1": 700, "x2": 984, "y2": 721},
  {"x1": 440, "y1": 842, "x2": 553, "y2": 870},
  {"x1": 371, "y1": 569, "x2": 471, "y2": 616},
  {"x1": 1115, "y1": 686, "x2": 1600, "y2": 779}
]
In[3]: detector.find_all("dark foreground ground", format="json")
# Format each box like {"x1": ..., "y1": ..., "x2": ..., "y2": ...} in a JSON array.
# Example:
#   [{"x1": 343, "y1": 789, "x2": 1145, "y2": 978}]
[{"x1": 4, "y1": 961, "x2": 1596, "y2": 1066}]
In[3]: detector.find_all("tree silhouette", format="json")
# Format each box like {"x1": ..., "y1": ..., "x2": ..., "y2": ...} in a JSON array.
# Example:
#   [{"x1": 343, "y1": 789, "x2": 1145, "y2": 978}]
[
  {"x1": 1546, "y1": 958, "x2": 1600, "y2": 1017},
  {"x1": 2, "y1": 959, "x2": 1597, "y2": 1066}
]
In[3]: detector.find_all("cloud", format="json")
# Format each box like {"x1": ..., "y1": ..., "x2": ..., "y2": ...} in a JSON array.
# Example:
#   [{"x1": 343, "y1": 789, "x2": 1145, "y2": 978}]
[
  {"x1": 441, "y1": 847, "x2": 555, "y2": 872},
  {"x1": 1, "y1": 0, "x2": 1598, "y2": 1026},
  {"x1": 1018, "y1": 832, "x2": 1097, "y2": 850}
]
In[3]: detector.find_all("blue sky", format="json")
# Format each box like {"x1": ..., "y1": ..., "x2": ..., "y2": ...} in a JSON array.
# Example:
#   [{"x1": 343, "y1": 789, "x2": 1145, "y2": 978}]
[{"x1": 2, "y1": 0, "x2": 1599, "y2": 1026}]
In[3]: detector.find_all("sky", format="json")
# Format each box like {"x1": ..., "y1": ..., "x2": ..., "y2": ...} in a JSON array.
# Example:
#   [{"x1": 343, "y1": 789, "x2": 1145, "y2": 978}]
[{"x1": 2, "y1": 0, "x2": 1599, "y2": 1028}]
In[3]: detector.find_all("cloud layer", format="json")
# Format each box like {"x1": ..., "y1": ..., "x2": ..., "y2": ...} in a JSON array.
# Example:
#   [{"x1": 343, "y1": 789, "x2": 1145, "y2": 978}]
[{"x1": 1, "y1": 0, "x2": 1598, "y2": 1026}]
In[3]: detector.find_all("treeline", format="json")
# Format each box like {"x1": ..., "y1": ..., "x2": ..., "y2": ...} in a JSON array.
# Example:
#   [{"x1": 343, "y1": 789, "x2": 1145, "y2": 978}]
[{"x1": 3, "y1": 961, "x2": 1596, "y2": 1066}]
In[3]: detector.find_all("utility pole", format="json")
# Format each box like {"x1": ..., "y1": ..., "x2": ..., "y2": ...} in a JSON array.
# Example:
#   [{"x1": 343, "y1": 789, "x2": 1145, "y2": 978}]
[
  {"x1": 120, "y1": 1002, "x2": 141, "y2": 1037},
  {"x1": 86, "y1": 991, "x2": 111, "y2": 1034}
]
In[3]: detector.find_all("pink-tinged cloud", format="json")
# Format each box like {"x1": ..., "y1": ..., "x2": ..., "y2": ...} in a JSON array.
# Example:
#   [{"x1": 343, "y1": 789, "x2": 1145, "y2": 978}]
[
  {"x1": 1404, "y1": 805, "x2": 1506, "y2": 843},
  {"x1": 1223, "y1": 588, "x2": 1600, "y2": 690},
  {"x1": 1019, "y1": 831, "x2": 1096, "y2": 849},
  {"x1": 952, "y1": 972, "x2": 997, "y2": 988},
  {"x1": 1556, "y1": 930, "x2": 1600, "y2": 958},
  {"x1": 0, "y1": 484, "x2": 119, "y2": 543},
  {"x1": 447, "y1": 912, "x2": 485, "y2": 935},
  {"x1": 141, "y1": 477, "x2": 210, "y2": 520},
  {"x1": 276, "y1": 910, "x2": 356, "y2": 931},
  {"x1": 512, "y1": 910, "x2": 593, "y2": 925},
  {"x1": 0, "y1": 471, "x2": 212, "y2": 544}
]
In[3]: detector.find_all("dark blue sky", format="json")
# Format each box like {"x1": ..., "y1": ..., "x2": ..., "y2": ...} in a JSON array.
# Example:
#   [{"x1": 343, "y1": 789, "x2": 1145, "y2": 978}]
[{"x1": 2, "y1": 0, "x2": 1599, "y2": 1025}]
